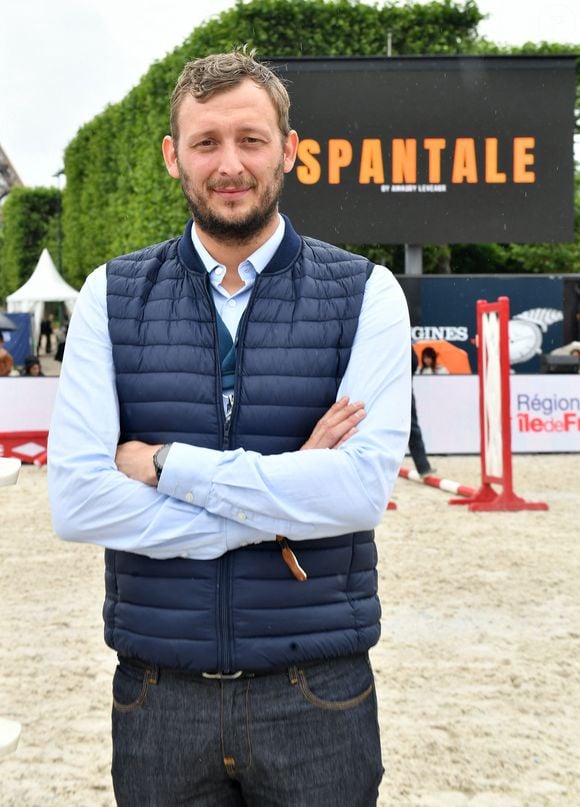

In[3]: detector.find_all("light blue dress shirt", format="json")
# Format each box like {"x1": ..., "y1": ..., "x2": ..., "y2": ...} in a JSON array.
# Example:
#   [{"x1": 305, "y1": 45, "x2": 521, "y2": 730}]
[
  {"x1": 194, "y1": 213, "x2": 285, "y2": 343},
  {"x1": 48, "y1": 217, "x2": 411, "y2": 560}
]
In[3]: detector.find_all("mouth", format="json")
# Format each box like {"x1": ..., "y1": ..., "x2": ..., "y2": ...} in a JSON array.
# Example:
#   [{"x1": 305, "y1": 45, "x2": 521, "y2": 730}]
[
  {"x1": 209, "y1": 178, "x2": 257, "y2": 202},
  {"x1": 212, "y1": 187, "x2": 252, "y2": 201}
]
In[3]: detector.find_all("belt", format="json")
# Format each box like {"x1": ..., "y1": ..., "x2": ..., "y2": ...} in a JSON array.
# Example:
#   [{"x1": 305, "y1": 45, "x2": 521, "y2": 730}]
[
  {"x1": 118, "y1": 655, "x2": 307, "y2": 681},
  {"x1": 201, "y1": 670, "x2": 255, "y2": 680}
]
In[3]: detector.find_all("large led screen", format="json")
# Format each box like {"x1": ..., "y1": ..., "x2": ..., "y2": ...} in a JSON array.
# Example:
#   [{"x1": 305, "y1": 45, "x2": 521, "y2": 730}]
[{"x1": 274, "y1": 57, "x2": 576, "y2": 244}]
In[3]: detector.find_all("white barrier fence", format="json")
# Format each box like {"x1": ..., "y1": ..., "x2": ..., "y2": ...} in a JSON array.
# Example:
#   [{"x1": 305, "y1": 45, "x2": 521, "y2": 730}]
[
  {"x1": 1, "y1": 374, "x2": 579, "y2": 455},
  {"x1": 414, "y1": 374, "x2": 580, "y2": 453}
]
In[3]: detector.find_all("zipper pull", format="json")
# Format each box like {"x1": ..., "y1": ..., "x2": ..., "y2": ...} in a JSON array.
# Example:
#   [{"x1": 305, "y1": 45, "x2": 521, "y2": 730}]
[
  {"x1": 223, "y1": 393, "x2": 235, "y2": 441},
  {"x1": 276, "y1": 535, "x2": 307, "y2": 582}
]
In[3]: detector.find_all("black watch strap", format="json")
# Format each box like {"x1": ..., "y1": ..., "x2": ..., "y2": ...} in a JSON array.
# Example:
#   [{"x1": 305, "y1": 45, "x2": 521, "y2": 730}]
[{"x1": 153, "y1": 443, "x2": 172, "y2": 481}]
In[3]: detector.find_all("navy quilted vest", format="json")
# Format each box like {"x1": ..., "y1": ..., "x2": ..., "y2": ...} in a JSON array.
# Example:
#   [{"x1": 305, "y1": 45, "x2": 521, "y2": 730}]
[{"x1": 104, "y1": 217, "x2": 380, "y2": 671}]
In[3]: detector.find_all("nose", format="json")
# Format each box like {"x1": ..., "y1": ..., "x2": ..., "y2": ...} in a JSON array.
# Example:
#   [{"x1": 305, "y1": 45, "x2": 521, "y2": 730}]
[{"x1": 217, "y1": 142, "x2": 244, "y2": 176}]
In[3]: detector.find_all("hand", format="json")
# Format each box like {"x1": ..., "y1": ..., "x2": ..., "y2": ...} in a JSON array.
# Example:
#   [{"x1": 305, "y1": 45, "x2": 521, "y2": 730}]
[
  {"x1": 301, "y1": 396, "x2": 366, "y2": 451},
  {"x1": 115, "y1": 440, "x2": 163, "y2": 486}
]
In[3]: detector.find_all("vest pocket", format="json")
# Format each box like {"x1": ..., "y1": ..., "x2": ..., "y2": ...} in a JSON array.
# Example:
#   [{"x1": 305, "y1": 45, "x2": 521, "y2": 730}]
[{"x1": 112, "y1": 657, "x2": 158, "y2": 713}]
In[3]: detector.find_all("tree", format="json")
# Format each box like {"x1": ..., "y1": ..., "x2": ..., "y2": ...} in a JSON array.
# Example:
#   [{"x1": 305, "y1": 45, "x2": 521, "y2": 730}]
[{"x1": 0, "y1": 187, "x2": 63, "y2": 297}]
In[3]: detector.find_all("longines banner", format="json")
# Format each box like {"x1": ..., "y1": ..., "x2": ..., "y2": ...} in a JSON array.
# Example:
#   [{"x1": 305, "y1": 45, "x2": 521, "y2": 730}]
[{"x1": 273, "y1": 56, "x2": 576, "y2": 244}]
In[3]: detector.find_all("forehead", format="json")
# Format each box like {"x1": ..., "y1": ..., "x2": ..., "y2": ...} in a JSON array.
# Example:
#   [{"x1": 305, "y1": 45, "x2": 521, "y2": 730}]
[{"x1": 176, "y1": 79, "x2": 278, "y2": 135}]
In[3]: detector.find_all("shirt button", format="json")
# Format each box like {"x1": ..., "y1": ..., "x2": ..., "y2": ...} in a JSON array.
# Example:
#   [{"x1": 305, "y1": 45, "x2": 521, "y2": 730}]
[
  {"x1": 228, "y1": 299, "x2": 237, "y2": 308},
  {"x1": 237, "y1": 511, "x2": 247, "y2": 521},
  {"x1": 215, "y1": 267, "x2": 224, "y2": 276},
  {"x1": 185, "y1": 492, "x2": 194, "y2": 503}
]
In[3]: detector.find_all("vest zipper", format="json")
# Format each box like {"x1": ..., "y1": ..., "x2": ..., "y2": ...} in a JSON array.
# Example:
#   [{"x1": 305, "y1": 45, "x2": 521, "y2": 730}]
[
  {"x1": 218, "y1": 553, "x2": 232, "y2": 672},
  {"x1": 223, "y1": 392, "x2": 235, "y2": 447},
  {"x1": 208, "y1": 272, "x2": 263, "y2": 672},
  {"x1": 226, "y1": 272, "x2": 260, "y2": 443},
  {"x1": 203, "y1": 273, "x2": 235, "y2": 672},
  {"x1": 202, "y1": 274, "x2": 227, "y2": 447}
]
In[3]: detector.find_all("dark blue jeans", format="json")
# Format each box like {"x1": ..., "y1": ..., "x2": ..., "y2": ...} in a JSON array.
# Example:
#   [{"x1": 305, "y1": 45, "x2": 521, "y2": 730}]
[{"x1": 111, "y1": 653, "x2": 383, "y2": 806}]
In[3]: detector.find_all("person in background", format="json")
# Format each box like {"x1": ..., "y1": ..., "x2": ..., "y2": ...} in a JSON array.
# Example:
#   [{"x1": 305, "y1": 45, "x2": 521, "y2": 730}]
[
  {"x1": 38, "y1": 313, "x2": 54, "y2": 354},
  {"x1": 409, "y1": 346, "x2": 436, "y2": 477},
  {"x1": 22, "y1": 355, "x2": 44, "y2": 376},
  {"x1": 0, "y1": 333, "x2": 14, "y2": 377},
  {"x1": 54, "y1": 322, "x2": 68, "y2": 363},
  {"x1": 48, "y1": 48, "x2": 411, "y2": 806},
  {"x1": 419, "y1": 345, "x2": 449, "y2": 375}
]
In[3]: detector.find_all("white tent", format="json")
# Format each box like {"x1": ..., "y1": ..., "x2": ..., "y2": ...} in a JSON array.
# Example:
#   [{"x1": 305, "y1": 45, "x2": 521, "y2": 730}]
[{"x1": 6, "y1": 249, "x2": 79, "y2": 345}]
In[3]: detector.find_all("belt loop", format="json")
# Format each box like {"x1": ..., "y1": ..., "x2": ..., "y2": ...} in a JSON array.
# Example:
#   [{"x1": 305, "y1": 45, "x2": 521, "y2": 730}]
[
  {"x1": 288, "y1": 666, "x2": 299, "y2": 685},
  {"x1": 147, "y1": 665, "x2": 159, "y2": 685}
]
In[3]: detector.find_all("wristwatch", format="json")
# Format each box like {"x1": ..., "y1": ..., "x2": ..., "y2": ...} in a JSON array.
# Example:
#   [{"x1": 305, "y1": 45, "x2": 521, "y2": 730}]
[{"x1": 153, "y1": 443, "x2": 172, "y2": 482}]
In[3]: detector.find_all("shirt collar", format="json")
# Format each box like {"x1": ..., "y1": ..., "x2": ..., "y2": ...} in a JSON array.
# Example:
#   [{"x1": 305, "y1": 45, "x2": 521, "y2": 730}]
[{"x1": 190, "y1": 214, "x2": 286, "y2": 276}]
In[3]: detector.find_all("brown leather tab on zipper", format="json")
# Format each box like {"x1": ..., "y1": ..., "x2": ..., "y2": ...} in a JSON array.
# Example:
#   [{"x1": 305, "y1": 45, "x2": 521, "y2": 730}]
[{"x1": 276, "y1": 535, "x2": 307, "y2": 582}]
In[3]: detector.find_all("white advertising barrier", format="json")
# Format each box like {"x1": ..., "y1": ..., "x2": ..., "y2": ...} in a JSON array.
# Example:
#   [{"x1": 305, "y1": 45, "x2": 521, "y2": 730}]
[
  {"x1": 1, "y1": 377, "x2": 59, "y2": 431},
  {"x1": 1, "y1": 374, "x2": 579, "y2": 454},
  {"x1": 414, "y1": 374, "x2": 580, "y2": 454}
]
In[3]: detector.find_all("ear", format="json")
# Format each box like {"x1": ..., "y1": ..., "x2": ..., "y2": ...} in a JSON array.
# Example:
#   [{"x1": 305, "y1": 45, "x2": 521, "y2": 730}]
[
  {"x1": 283, "y1": 130, "x2": 299, "y2": 174},
  {"x1": 162, "y1": 135, "x2": 180, "y2": 179}
]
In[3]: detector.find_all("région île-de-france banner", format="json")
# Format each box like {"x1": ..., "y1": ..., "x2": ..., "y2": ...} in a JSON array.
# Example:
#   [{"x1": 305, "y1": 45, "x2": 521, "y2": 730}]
[{"x1": 274, "y1": 56, "x2": 576, "y2": 245}]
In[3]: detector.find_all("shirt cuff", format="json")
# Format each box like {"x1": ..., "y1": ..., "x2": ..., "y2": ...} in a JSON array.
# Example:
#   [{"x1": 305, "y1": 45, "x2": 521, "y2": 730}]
[
  {"x1": 157, "y1": 443, "x2": 273, "y2": 552},
  {"x1": 157, "y1": 442, "x2": 223, "y2": 507}
]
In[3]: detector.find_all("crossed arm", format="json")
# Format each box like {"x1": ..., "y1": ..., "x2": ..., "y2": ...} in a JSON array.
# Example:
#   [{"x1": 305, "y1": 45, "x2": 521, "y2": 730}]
[
  {"x1": 115, "y1": 396, "x2": 366, "y2": 486},
  {"x1": 48, "y1": 263, "x2": 411, "y2": 560}
]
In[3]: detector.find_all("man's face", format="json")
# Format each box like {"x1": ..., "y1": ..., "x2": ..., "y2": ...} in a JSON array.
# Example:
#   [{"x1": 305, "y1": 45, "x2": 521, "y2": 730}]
[{"x1": 163, "y1": 79, "x2": 298, "y2": 244}]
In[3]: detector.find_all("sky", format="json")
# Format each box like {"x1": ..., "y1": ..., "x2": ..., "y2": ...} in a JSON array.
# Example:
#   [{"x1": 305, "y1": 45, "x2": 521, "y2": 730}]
[{"x1": 1, "y1": 0, "x2": 578, "y2": 189}]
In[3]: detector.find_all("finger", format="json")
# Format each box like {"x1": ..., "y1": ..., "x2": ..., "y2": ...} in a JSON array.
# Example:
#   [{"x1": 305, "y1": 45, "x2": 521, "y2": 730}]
[
  {"x1": 328, "y1": 408, "x2": 366, "y2": 442},
  {"x1": 313, "y1": 397, "x2": 350, "y2": 430},
  {"x1": 322, "y1": 400, "x2": 364, "y2": 430},
  {"x1": 300, "y1": 399, "x2": 365, "y2": 450},
  {"x1": 327, "y1": 404, "x2": 366, "y2": 430},
  {"x1": 309, "y1": 408, "x2": 365, "y2": 449},
  {"x1": 335, "y1": 427, "x2": 359, "y2": 448}
]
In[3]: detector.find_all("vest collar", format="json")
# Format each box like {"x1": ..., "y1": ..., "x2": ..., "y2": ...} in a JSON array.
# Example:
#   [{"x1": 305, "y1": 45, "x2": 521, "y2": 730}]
[{"x1": 177, "y1": 215, "x2": 302, "y2": 277}]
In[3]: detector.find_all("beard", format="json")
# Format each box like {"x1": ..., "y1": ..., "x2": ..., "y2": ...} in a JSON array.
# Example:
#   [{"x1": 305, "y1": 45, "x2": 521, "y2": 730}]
[{"x1": 177, "y1": 157, "x2": 285, "y2": 245}]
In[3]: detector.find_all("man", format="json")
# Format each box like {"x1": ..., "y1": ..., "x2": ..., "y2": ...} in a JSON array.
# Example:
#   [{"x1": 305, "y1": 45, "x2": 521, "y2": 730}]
[
  {"x1": 48, "y1": 49, "x2": 410, "y2": 806},
  {"x1": 38, "y1": 312, "x2": 54, "y2": 354}
]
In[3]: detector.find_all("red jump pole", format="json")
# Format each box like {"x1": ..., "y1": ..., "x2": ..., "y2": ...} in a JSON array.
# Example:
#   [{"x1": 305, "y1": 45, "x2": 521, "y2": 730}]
[{"x1": 398, "y1": 467, "x2": 477, "y2": 500}]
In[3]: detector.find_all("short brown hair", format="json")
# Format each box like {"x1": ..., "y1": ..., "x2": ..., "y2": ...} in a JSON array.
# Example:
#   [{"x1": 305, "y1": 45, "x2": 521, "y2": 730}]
[{"x1": 170, "y1": 48, "x2": 291, "y2": 141}]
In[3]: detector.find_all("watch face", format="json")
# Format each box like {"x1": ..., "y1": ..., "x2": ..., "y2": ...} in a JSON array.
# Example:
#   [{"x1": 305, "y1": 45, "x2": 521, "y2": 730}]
[
  {"x1": 153, "y1": 444, "x2": 171, "y2": 479},
  {"x1": 508, "y1": 320, "x2": 542, "y2": 364}
]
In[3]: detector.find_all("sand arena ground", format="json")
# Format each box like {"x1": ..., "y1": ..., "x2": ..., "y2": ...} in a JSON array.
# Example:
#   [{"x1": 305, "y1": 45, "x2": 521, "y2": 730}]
[{"x1": 1, "y1": 454, "x2": 579, "y2": 806}]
